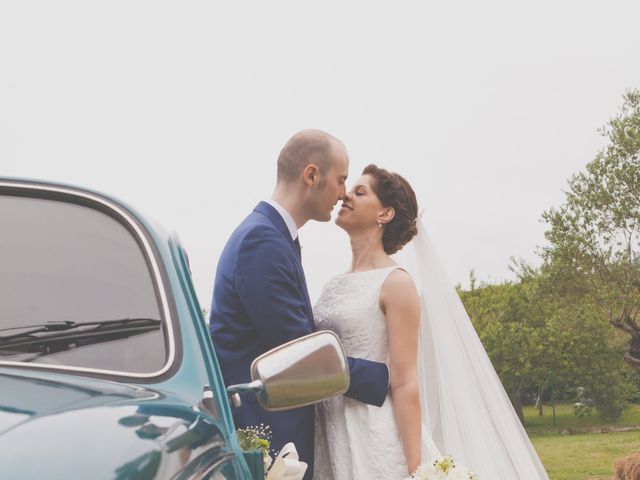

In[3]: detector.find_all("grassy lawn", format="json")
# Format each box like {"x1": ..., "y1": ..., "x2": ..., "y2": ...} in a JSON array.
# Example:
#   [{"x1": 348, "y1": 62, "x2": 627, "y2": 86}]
[
  {"x1": 530, "y1": 430, "x2": 640, "y2": 480},
  {"x1": 524, "y1": 403, "x2": 640, "y2": 480}
]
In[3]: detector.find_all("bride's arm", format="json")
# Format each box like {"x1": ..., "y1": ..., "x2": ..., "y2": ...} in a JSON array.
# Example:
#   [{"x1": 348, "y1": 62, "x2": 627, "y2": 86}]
[{"x1": 380, "y1": 269, "x2": 422, "y2": 475}]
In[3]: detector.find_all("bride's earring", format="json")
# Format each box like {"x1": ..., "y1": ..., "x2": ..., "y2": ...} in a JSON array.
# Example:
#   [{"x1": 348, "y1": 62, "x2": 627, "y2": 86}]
[{"x1": 377, "y1": 221, "x2": 383, "y2": 229}]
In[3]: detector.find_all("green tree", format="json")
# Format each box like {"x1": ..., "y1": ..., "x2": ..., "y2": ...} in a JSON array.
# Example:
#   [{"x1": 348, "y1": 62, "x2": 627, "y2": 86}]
[
  {"x1": 461, "y1": 264, "x2": 634, "y2": 422},
  {"x1": 460, "y1": 275, "x2": 553, "y2": 424},
  {"x1": 539, "y1": 280, "x2": 633, "y2": 420},
  {"x1": 541, "y1": 89, "x2": 640, "y2": 370}
]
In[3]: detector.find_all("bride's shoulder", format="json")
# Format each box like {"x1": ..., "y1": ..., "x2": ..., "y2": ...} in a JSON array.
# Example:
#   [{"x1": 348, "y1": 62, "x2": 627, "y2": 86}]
[
  {"x1": 378, "y1": 267, "x2": 419, "y2": 317},
  {"x1": 380, "y1": 267, "x2": 418, "y2": 300},
  {"x1": 383, "y1": 266, "x2": 415, "y2": 286}
]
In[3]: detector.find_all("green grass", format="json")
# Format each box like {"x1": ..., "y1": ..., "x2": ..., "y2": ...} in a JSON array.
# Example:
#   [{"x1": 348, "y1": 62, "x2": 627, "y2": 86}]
[
  {"x1": 523, "y1": 403, "x2": 640, "y2": 479},
  {"x1": 530, "y1": 430, "x2": 640, "y2": 480}
]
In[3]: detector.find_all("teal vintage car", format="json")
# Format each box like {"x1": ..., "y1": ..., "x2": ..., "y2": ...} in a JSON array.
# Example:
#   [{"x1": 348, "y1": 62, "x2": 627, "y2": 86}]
[{"x1": 0, "y1": 178, "x2": 349, "y2": 479}]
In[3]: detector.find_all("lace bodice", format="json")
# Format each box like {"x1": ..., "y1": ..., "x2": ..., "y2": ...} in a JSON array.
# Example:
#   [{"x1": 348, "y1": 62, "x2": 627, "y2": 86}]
[{"x1": 314, "y1": 267, "x2": 397, "y2": 363}]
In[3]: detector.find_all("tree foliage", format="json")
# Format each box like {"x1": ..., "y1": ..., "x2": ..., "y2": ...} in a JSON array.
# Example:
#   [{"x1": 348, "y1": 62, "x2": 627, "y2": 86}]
[
  {"x1": 457, "y1": 90, "x2": 640, "y2": 422},
  {"x1": 461, "y1": 267, "x2": 633, "y2": 422},
  {"x1": 541, "y1": 89, "x2": 640, "y2": 369},
  {"x1": 460, "y1": 273, "x2": 552, "y2": 423}
]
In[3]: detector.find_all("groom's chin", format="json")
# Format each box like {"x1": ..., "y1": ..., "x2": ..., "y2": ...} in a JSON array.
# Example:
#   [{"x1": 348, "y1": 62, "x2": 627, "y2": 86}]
[{"x1": 315, "y1": 211, "x2": 333, "y2": 222}]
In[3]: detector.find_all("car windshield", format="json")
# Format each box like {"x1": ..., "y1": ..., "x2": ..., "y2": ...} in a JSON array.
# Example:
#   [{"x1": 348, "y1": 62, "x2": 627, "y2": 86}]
[{"x1": 0, "y1": 193, "x2": 168, "y2": 374}]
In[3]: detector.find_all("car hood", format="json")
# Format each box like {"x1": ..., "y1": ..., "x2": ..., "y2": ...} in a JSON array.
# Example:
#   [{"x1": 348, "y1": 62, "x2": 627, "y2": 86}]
[
  {"x1": 0, "y1": 368, "x2": 228, "y2": 479},
  {"x1": 0, "y1": 368, "x2": 160, "y2": 434}
]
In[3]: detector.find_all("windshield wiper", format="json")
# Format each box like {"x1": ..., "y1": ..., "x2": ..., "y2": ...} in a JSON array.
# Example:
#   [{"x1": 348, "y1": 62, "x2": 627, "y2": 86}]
[
  {"x1": 0, "y1": 318, "x2": 162, "y2": 353},
  {"x1": 0, "y1": 320, "x2": 80, "y2": 337}
]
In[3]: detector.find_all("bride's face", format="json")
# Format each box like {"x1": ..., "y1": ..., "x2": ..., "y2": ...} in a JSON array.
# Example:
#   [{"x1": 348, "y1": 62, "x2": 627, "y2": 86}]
[{"x1": 336, "y1": 174, "x2": 384, "y2": 231}]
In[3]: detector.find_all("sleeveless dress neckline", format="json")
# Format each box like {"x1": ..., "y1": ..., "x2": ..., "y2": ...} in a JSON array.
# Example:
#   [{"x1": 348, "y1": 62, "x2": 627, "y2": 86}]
[{"x1": 338, "y1": 265, "x2": 398, "y2": 276}]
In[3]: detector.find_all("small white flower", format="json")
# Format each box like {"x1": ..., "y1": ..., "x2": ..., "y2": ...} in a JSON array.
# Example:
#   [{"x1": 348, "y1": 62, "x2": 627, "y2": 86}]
[
  {"x1": 263, "y1": 452, "x2": 272, "y2": 473},
  {"x1": 408, "y1": 457, "x2": 478, "y2": 480}
]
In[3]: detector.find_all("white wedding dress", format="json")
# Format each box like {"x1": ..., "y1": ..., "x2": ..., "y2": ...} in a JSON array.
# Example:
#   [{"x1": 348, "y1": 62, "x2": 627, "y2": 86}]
[
  {"x1": 312, "y1": 223, "x2": 550, "y2": 480},
  {"x1": 313, "y1": 266, "x2": 442, "y2": 480}
]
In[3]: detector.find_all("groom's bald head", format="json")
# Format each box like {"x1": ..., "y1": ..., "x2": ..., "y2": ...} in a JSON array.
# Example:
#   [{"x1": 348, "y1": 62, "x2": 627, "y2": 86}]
[{"x1": 276, "y1": 129, "x2": 345, "y2": 185}]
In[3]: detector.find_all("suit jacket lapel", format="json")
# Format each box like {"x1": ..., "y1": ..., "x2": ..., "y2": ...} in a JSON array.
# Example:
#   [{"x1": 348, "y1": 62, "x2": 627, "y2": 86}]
[
  {"x1": 253, "y1": 202, "x2": 313, "y2": 319},
  {"x1": 254, "y1": 202, "x2": 297, "y2": 250}
]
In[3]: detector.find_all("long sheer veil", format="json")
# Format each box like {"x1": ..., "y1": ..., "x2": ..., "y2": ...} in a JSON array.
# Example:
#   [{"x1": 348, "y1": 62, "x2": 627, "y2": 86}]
[{"x1": 409, "y1": 221, "x2": 549, "y2": 479}]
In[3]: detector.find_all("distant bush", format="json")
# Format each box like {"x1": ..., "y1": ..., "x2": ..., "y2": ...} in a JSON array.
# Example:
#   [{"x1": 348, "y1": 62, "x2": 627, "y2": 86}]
[{"x1": 573, "y1": 387, "x2": 594, "y2": 417}]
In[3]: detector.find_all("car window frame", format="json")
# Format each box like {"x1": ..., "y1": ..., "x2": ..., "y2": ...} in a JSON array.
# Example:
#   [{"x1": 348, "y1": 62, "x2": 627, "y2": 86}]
[{"x1": 0, "y1": 180, "x2": 181, "y2": 382}]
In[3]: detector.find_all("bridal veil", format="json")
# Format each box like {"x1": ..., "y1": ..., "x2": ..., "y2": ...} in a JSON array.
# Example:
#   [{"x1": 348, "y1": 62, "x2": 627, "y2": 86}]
[{"x1": 408, "y1": 221, "x2": 549, "y2": 479}]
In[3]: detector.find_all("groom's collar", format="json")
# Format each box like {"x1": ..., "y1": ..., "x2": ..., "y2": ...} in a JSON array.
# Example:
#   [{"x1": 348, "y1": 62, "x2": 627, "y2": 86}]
[
  {"x1": 264, "y1": 198, "x2": 298, "y2": 241},
  {"x1": 254, "y1": 201, "x2": 298, "y2": 244}
]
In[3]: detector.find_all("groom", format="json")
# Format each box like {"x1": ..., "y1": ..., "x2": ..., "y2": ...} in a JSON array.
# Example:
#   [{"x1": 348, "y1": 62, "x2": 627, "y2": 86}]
[{"x1": 209, "y1": 129, "x2": 389, "y2": 479}]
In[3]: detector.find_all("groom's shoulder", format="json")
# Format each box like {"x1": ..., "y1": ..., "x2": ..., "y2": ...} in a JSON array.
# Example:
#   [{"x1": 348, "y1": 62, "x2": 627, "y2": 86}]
[
  {"x1": 233, "y1": 208, "x2": 279, "y2": 236},
  {"x1": 227, "y1": 209, "x2": 285, "y2": 249}
]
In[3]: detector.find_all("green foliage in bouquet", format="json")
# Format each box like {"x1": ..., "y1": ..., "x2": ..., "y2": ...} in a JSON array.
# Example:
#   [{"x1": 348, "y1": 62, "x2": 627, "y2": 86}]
[
  {"x1": 236, "y1": 424, "x2": 272, "y2": 478},
  {"x1": 236, "y1": 424, "x2": 272, "y2": 454}
]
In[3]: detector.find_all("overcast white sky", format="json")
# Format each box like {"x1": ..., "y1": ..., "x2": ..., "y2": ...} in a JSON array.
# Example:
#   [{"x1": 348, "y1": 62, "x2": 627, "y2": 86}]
[{"x1": 2, "y1": 1, "x2": 639, "y2": 307}]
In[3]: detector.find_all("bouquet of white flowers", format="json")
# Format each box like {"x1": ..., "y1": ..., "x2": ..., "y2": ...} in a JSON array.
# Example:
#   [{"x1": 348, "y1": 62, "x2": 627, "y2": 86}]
[
  {"x1": 236, "y1": 424, "x2": 307, "y2": 480},
  {"x1": 265, "y1": 442, "x2": 307, "y2": 480},
  {"x1": 236, "y1": 424, "x2": 273, "y2": 475},
  {"x1": 406, "y1": 456, "x2": 478, "y2": 480}
]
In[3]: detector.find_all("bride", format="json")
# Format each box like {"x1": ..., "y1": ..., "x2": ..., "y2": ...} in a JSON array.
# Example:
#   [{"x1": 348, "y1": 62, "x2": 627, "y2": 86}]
[{"x1": 313, "y1": 164, "x2": 549, "y2": 479}]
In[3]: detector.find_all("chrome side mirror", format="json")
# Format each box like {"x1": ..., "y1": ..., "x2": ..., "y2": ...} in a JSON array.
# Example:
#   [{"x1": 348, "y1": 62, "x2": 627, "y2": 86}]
[{"x1": 226, "y1": 331, "x2": 350, "y2": 411}]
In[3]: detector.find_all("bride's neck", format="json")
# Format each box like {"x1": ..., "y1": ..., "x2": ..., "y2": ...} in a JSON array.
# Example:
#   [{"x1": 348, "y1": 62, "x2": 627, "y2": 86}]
[{"x1": 348, "y1": 229, "x2": 390, "y2": 272}]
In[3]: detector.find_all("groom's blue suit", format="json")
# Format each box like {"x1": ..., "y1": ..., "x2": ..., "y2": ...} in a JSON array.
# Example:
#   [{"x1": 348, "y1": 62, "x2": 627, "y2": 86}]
[{"x1": 210, "y1": 202, "x2": 389, "y2": 480}]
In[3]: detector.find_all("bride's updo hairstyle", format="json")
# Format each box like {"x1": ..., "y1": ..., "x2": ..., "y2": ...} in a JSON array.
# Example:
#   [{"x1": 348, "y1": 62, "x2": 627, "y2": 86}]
[{"x1": 363, "y1": 164, "x2": 419, "y2": 254}]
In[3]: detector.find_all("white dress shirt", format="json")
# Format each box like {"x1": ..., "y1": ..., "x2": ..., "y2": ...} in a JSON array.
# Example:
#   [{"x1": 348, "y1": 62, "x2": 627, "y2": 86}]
[{"x1": 265, "y1": 198, "x2": 298, "y2": 242}]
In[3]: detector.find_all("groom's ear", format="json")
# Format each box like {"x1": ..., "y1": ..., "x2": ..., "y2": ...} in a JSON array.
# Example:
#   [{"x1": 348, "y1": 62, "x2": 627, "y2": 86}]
[{"x1": 303, "y1": 164, "x2": 321, "y2": 187}]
